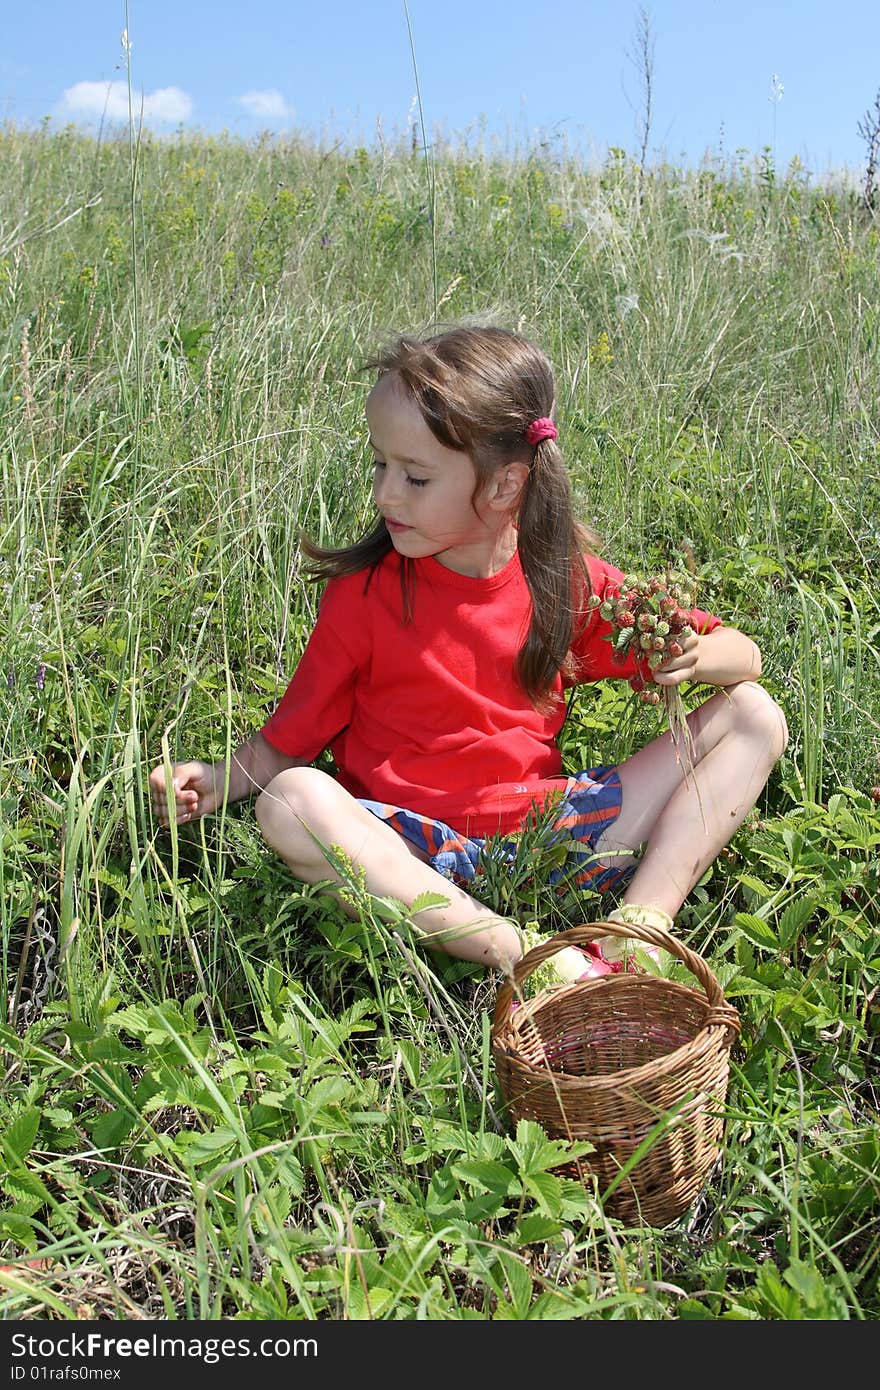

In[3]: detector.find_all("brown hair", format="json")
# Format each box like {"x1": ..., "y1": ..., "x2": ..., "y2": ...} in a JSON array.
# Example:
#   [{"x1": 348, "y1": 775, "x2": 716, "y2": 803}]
[{"x1": 302, "y1": 324, "x2": 599, "y2": 708}]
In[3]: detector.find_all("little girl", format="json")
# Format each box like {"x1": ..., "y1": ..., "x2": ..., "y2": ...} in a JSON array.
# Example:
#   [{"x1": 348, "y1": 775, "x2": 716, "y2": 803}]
[{"x1": 150, "y1": 325, "x2": 788, "y2": 979}]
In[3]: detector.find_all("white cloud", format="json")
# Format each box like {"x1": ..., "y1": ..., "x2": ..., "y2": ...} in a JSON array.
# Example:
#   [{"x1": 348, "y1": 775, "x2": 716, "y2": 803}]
[
  {"x1": 236, "y1": 89, "x2": 294, "y2": 122},
  {"x1": 61, "y1": 80, "x2": 192, "y2": 125}
]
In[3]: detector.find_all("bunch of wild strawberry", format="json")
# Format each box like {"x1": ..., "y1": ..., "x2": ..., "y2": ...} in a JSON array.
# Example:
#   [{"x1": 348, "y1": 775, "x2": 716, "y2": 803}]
[
  {"x1": 588, "y1": 571, "x2": 699, "y2": 776},
  {"x1": 590, "y1": 572, "x2": 696, "y2": 698}
]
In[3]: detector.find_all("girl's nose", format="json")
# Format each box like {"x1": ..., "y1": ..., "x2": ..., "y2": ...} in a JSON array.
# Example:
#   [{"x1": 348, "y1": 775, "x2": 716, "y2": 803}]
[{"x1": 373, "y1": 467, "x2": 399, "y2": 509}]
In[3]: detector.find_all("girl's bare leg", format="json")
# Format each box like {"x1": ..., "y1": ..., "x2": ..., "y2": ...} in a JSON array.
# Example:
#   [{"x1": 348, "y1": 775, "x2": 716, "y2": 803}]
[
  {"x1": 255, "y1": 767, "x2": 522, "y2": 970},
  {"x1": 593, "y1": 681, "x2": 788, "y2": 918}
]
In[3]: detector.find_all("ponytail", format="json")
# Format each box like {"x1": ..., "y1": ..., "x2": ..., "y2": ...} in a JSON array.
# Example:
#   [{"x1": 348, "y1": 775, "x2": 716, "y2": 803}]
[{"x1": 516, "y1": 438, "x2": 597, "y2": 710}]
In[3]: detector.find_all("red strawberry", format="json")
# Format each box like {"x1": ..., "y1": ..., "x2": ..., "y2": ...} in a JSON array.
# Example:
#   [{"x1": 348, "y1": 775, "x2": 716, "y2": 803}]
[{"x1": 668, "y1": 640, "x2": 683, "y2": 657}]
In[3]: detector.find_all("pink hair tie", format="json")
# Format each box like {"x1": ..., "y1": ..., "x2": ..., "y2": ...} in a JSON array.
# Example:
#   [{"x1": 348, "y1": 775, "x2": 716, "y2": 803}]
[{"x1": 525, "y1": 417, "x2": 557, "y2": 446}]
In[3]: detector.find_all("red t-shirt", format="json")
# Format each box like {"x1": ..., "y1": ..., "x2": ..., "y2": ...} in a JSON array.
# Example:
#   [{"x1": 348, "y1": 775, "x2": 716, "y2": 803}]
[{"x1": 261, "y1": 550, "x2": 721, "y2": 836}]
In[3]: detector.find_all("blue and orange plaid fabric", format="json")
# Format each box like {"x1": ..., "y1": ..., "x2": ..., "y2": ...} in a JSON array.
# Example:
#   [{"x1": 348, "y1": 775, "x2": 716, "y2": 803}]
[{"x1": 359, "y1": 765, "x2": 632, "y2": 896}]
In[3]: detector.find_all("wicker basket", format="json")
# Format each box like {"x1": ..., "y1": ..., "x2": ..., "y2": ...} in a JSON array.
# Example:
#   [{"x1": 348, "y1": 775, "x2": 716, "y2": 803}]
[{"x1": 491, "y1": 921, "x2": 741, "y2": 1227}]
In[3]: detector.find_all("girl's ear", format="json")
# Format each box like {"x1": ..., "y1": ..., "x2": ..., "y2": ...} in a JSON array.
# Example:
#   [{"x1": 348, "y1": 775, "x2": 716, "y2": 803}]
[{"x1": 487, "y1": 461, "x2": 529, "y2": 511}]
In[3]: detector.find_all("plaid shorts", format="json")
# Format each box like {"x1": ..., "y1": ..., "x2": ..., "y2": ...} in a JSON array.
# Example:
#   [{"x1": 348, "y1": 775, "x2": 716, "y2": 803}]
[{"x1": 359, "y1": 765, "x2": 633, "y2": 896}]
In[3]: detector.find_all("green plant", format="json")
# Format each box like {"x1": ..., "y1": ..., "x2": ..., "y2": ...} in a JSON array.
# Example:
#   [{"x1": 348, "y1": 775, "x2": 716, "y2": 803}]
[{"x1": 1, "y1": 119, "x2": 878, "y2": 1320}]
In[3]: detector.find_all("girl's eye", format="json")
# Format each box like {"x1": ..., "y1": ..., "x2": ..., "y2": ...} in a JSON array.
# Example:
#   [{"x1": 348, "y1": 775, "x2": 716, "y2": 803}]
[{"x1": 372, "y1": 458, "x2": 428, "y2": 488}]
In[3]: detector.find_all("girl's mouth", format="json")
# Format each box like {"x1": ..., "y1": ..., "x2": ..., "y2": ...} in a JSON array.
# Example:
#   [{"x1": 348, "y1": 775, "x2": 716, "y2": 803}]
[{"x1": 385, "y1": 520, "x2": 412, "y2": 534}]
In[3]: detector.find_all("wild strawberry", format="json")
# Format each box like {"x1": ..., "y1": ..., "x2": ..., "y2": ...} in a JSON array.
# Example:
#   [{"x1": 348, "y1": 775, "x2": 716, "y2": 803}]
[
  {"x1": 871, "y1": 786, "x2": 880, "y2": 803},
  {"x1": 601, "y1": 567, "x2": 704, "y2": 787}
]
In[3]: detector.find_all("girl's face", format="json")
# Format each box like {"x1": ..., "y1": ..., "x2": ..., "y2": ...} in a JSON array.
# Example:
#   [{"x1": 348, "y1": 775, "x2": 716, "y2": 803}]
[{"x1": 365, "y1": 374, "x2": 522, "y2": 578}]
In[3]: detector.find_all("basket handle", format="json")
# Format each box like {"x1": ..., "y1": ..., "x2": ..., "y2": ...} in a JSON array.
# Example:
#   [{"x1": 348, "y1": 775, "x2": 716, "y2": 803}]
[{"x1": 493, "y1": 921, "x2": 741, "y2": 1040}]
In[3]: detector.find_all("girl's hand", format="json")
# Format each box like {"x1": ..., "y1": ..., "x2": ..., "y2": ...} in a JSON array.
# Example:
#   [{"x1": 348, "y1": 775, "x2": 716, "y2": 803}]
[
  {"x1": 652, "y1": 627, "x2": 762, "y2": 689},
  {"x1": 652, "y1": 632, "x2": 700, "y2": 686},
  {"x1": 148, "y1": 760, "x2": 222, "y2": 827}
]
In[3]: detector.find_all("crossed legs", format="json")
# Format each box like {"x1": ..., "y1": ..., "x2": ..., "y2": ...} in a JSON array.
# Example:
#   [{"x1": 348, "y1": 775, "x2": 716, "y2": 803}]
[
  {"x1": 255, "y1": 767, "x2": 524, "y2": 970},
  {"x1": 255, "y1": 680, "x2": 787, "y2": 972}
]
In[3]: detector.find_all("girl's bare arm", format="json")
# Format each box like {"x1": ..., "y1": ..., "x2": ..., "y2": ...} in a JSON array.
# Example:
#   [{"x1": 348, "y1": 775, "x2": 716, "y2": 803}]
[{"x1": 149, "y1": 731, "x2": 306, "y2": 825}]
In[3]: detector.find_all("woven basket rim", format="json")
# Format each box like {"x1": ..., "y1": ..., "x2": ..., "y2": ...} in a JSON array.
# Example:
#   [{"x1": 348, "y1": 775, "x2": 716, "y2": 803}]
[{"x1": 492, "y1": 973, "x2": 733, "y2": 1091}]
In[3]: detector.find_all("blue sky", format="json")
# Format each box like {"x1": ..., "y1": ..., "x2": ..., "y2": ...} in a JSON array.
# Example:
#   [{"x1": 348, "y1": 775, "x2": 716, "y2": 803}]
[{"x1": 2, "y1": 1, "x2": 878, "y2": 176}]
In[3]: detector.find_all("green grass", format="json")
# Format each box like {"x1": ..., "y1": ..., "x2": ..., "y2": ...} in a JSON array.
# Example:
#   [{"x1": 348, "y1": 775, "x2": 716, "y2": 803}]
[{"x1": 0, "y1": 121, "x2": 878, "y2": 1319}]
